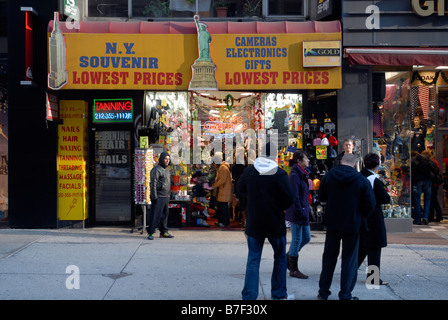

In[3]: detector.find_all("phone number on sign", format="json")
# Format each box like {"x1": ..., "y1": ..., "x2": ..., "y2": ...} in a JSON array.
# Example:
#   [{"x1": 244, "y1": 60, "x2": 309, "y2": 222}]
[{"x1": 94, "y1": 112, "x2": 132, "y2": 121}]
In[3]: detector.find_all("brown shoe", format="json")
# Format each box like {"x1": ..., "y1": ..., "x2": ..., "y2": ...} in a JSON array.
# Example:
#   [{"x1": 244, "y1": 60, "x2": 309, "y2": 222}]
[
  {"x1": 289, "y1": 255, "x2": 309, "y2": 279},
  {"x1": 290, "y1": 269, "x2": 309, "y2": 279}
]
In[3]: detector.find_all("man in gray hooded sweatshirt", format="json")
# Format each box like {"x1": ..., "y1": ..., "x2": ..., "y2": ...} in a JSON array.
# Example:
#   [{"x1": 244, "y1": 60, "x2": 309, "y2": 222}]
[
  {"x1": 237, "y1": 142, "x2": 295, "y2": 300},
  {"x1": 146, "y1": 151, "x2": 173, "y2": 240}
]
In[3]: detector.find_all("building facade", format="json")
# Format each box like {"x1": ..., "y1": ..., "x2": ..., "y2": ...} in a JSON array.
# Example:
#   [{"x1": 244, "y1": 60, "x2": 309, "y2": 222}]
[
  {"x1": 8, "y1": 1, "x2": 446, "y2": 229},
  {"x1": 9, "y1": 0, "x2": 343, "y2": 228}
]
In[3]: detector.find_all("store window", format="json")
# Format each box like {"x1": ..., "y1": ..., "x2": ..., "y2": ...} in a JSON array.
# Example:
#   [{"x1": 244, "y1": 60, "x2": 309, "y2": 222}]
[
  {"x1": 87, "y1": 0, "x2": 129, "y2": 17},
  {"x1": 374, "y1": 72, "x2": 412, "y2": 219},
  {"x1": 438, "y1": 88, "x2": 448, "y2": 210},
  {"x1": 83, "y1": 0, "x2": 306, "y2": 19},
  {"x1": 409, "y1": 70, "x2": 448, "y2": 220},
  {"x1": 438, "y1": 87, "x2": 448, "y2": 129},
  {"x1": 142, "y1": 92, "x2": 190, "y2": 202},
  {"x1": 266, "y1": 0, "x2": 305, "y2": 17},
  {"x1": 139, "y1": 91, "x2": 306, "y2": 227}
]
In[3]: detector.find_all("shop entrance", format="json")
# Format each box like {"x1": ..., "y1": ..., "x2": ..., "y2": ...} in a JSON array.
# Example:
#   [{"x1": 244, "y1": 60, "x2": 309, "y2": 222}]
[{"x1": 91, "y1": 127, "x2": 133, "y2": 224}]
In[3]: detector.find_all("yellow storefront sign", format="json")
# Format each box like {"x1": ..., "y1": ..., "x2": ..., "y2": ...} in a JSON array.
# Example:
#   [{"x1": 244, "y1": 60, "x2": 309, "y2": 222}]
[
  {"x1": 54, "y1": 31, "x2": 341, "y2": 90},
  {"x1": 58, "y1": 100, "x2": 88, "y2": 221}
]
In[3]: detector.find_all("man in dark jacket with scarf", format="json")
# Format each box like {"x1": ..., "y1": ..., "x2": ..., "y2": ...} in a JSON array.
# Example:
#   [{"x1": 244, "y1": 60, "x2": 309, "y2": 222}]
[
  {"x1": 237, "y1": 142, "x2": 295, "y2": 300},
  {"x1": 317, "y1": 153, "x2": 375, "y2": 300},
  {"x1": 146, "y1": 151, "x2": 174, "y2": 240}
]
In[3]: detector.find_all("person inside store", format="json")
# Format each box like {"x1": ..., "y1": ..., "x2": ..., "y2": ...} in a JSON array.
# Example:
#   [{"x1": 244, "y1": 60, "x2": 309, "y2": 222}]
[
  {"x1": 359, "y1": 153, "x2": 391, "y2": 286},
  {"x1": 285, "y1": 151, "x2": 311, "y2": 279},
  {"x1": 422, "y1": 150, "x2": 444, "y2": 222},
  {"x1": 411, "y1": 151, "x2": 435, "y2": 225},
  {"x1": 213, "y1": 151, "x2": 232, "y2": 228},
  {"x1": 333, "y1": 138, "x2": 364, "y2": 172},
  {"x1": 206, "y1": 160, "x2": 218, "y2": 213},
  {"x1": 232, "y1": 147, "x2": 248, "y2": 227},
  {"x1": 411, "y1": 116, "x2": 426, "y2": 154},
  {"x1": 237, "y1": 142, "x2": 295, "y2": 300},
  {"x1": 317, "y1": 153, "x2": 375, "y2": 300},
  {"x1": 146, "y1": 151, "x2": 174, "y2": 240}
]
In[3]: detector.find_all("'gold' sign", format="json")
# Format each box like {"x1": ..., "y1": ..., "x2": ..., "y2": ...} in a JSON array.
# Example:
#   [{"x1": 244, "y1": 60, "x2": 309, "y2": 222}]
[{"x1": 412, "y1": 0, "x2": 447, "y2": 17}]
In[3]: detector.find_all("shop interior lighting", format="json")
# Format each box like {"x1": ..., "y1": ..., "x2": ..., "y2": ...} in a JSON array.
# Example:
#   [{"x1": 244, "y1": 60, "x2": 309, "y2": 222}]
[{"x1": 436, "y1": 66, "x2": 448, "y2": 69}]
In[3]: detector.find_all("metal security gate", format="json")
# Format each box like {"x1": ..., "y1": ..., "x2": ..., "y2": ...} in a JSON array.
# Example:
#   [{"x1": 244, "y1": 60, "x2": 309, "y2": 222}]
[{"x1": 93, "y1": 129, "x2": 132, "y2": 223}]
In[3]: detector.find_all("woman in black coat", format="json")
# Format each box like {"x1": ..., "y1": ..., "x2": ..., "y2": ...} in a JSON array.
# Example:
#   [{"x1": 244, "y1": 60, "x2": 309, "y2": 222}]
[
  {"x1": 285, "y1": 151, "x2": 311, "y2": 279},
  {"x1": 359, "y1": 153, "x2": 391, "y2": 286}
]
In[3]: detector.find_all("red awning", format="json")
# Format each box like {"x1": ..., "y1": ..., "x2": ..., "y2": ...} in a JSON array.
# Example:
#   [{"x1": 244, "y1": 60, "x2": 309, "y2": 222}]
[
  {"x1": 346, "y1": 48, "x2": 448, "y2": 66},
  {"x1": 48, "y1": 20, "x2": 341, "y2": 34}
]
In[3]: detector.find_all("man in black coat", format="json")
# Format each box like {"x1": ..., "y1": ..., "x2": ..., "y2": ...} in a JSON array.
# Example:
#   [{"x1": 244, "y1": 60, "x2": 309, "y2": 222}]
[
  {"x1": 146, "y1": 152, "x2": 174, "y2": 240},
  {"x1": 237, "y1": 142, "x2": 295, "y2": 300},
  {"x1": 317, "y1": 153, "x2": 376, "y2": 300}
]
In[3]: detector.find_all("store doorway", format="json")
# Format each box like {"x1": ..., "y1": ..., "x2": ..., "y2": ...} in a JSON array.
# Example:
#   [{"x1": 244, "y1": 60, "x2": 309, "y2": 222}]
[{"x1": 91, "y1": 128, "x2": 133, "y2": 224}]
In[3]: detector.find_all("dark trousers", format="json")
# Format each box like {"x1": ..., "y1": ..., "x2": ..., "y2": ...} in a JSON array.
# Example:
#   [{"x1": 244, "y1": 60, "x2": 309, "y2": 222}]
[
  {"x1": 217, "y1": 201, "x2": 230, "y2": 226},
  {"x1": 358, "y1": 246, "x2": 382, "y2": 283},
  {"x1": 429, "y1": 185, "x2": 443, "y2": 221},
  {"x1": 318, "y1": 230, "x2": 360, "y2": 300},
  {"x1": 358, "y1": 247, "x2": 381, "y2": 270},
  {"x1": 146, "y1": 197, "x2": 169, "y2": 235}
]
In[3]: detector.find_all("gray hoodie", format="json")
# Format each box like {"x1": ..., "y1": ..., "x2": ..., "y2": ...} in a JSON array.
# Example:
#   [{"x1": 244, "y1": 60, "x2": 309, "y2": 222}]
[{"x1": 254, "y1": 157, "x2": 278, "y2": 176}]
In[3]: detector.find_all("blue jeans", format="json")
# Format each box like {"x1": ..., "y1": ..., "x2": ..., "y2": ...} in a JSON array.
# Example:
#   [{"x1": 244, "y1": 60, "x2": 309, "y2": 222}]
[
  {"x1": 412, "y1": 180, "x2": 432, "y2": 223},
  {"x1": 242, "y1": 235, "x2": 287, "y2": 300},
  {"x1": 288, "y1": 223, "x2": 311, "y2": 257}
]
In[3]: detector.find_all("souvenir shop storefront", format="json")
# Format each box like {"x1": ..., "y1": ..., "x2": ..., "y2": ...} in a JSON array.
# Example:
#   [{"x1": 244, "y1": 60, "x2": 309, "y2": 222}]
[{"x1": 48, "y1": 17, "x2": 342, "y2": 228}]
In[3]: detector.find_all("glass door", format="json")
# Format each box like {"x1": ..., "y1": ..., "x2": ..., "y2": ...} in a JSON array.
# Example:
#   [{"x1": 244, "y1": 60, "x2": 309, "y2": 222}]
[{"x1": 93, "y1": 129, "x2": 132, "y2": 223}]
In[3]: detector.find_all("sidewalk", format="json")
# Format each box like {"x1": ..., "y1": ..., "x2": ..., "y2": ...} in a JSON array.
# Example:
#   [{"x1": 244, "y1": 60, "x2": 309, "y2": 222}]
[{"x1": 0, "y1": 222, "x2": 447, "y2": 300}]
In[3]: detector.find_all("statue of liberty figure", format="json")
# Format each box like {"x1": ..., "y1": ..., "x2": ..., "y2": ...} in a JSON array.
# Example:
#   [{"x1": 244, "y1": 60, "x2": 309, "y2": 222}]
[
  {"x1": 189, "y1": 15, "x2": 218, "y2": 90},
  {"x1": 194, "y1": 15, "x2": 213, "y2": 62}
]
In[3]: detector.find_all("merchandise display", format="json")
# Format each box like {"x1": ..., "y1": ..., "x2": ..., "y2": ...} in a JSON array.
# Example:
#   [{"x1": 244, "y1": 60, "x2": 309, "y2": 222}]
[
  {"x1": 137, "y1": 91, "x2": 337, "y2": 229},
  {"x1": 374, "y1": 73, "x2": 413, "y2": 219},
  {"x1": 134, "y1": 148, "x2": 154, "y2": 205}
]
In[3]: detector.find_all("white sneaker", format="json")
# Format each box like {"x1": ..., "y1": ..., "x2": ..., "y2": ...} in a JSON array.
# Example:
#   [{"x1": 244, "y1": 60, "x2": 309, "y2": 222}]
[{"x1": 273, "y1": 294, "x2": 295, "y2": 300}]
